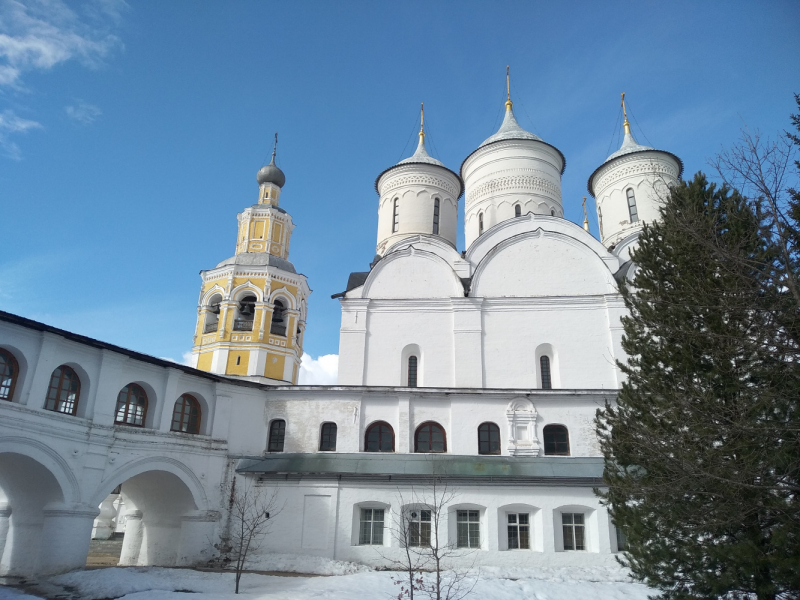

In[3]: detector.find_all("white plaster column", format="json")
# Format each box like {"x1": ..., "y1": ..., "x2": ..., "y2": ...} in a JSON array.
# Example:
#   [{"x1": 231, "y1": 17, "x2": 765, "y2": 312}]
[
  {"x1": 397, "y1": 393, "x2": 410, "y2": 453},
  {"x1": 92, "y1": 494, "x2": 119, "y2": 540},
  {"x1": 20, "y1": 332, "x2": 60, "y2": 407},
  {"x1": 157, "y1": 368, "x2": 180, "y2": 432},
  {"x1": 211, "y1": 389, "x2": 232, "y2": 439},
  {"x1": 542, "y1": 508, "x2": 556, "y2": 555},
  {"x1": 0, "y1": 513, "x2": 43, "y2": 576},
  {"x1": 452, "y1": 298, "x2": 484, "y2": 388},
  {"x1": 0, "y1": 503, "x2": 10, "y2": 572},
  {"x1": 139, "y1": 518, "x2": 181, "y2": 566},
  {"x1": 176, "y1": 510, "x2": 220, "y2": 566},
  {"x1": 38, "y1": 502, "x2": 99, "y2": 575},
  {"x1": 119, "y1": 510, "x2": 143, "y2": 566},
  {"x1": 337, "y1": 299, "x2": 369, "y2": 385}
]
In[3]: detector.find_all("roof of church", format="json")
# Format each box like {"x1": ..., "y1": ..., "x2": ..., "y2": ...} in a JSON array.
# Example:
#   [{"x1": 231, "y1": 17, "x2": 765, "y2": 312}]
[
  {"x1": 586, "y1": 130, "x2": 684, "y2": 197},
  {"x1": 215, "y1": 252, "x2": 297, "y2": 273},
  {"x1": 460, "y1": 104, "x2": 567, "y2": 175},
  {"x1": 374, "y1": 133, "x2": 464, "y2": 198},
  {"x1": 479, "y1": 104, "x2": 543, "y2": 146},
  {"x1": 236, "y1": 453, "x2": 605, "y2": 484}
]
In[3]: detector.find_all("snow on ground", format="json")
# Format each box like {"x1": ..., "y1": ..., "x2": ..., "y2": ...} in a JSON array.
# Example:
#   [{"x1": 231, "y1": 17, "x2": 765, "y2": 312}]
[{"x1": 0, "y1": 560, "x2": 654, "y2": 600}]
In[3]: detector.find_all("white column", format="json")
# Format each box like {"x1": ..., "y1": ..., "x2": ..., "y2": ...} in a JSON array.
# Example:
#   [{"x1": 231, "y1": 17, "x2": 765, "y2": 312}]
[
  {"x1": 337, "y1": 299, "x2": 369, "y2": 385},
  {"x1": 452, "y1": 298, "x2": 484, "y2": 388},
  {"x1": 0, "y1": 503, "x2": 10, "y2": 574},
  {"x1": 119, "y1": 510, "x2": 143, "y2": 566},
  {"x1": 176, "y1": 510, "x2": 220, "y2": 566},
  {"x1": 38, "y1": 502, "x2": 99, "y2": 575},
  {"x1": 92, "y1": 494, "x2": 119, "y2": 540}
]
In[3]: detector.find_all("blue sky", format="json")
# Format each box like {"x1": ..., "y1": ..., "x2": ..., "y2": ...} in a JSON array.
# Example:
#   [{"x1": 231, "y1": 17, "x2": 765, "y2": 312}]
[{"x1": 1, "y1": 0, "x2": 799, "y2": 373}]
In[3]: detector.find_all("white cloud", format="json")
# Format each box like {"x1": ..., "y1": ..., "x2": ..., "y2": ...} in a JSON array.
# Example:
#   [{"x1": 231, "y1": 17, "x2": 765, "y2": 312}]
[
  {"x1": 0, "y1": 108, "x2": 42, "y2": 158},
  {"x1": 299, "y1": 353, "x2": 339, "y2": 385},
  {"x1": 159, "y1": 351, "x2": 194, "y2": 367},
  {"x1": 0, "y1": 0, "x2": 125, "y2": 88},
  {"x1": 65, "y1": 100, "x2": 101, "y2": 124}
]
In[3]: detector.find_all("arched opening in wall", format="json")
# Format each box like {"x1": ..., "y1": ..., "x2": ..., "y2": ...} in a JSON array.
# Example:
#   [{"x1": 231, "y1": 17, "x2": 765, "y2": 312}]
[
  {"x1": 626, "y1": 188, "x2": 639, "y2": 222},
  {"x1": 270, "y1": 299, "x2": 287, "y2": 337},
  {"x1": 203, "y1": 293, "x2": 222, "y2": 334},
  {"x1": 432, "y1": 198, "x2": 440, "y2": 235},
  {"x1": 392, "y1": 198, "x2": 399, "y2": 233},
  {"x1": 414, "y1": 421, "x2": 446, "y2": 453},
  {"x1": 364, "y1": 421, "x2": 394, "y2": 452},
  {"x1": 43, "y1": 365, "x2": 81, "y2": 415},
  {"x1": 540, "y1": 356, "x2": 552, "y2": 389},
  {"x1": 400, "y1": 344, "x2": 421, "y2": 387},
  {"x1": 543, "y1": 424, "x2": 570, "y2": 456},
  {"x1": 0, "y1": 349, "x2": 20, "y2": 402},
  {"x1": 115, "y1": 383, "x2": 148, "y2": 427},
  {"x1": 0, "y1": 452, "x2": 71, "y2": 577},
  {"x1": 268, "y1": 419, "x2": 286, "y2": 452},
  {"x1": 89, "y1": 469, "x2": 205, "y2": 569},
  {"x1": 478, "y1": 422, "x2": 501, "y2": 455},
  {"x1": 514, "y1": 204, "x2": 521, "y2": 217},
  {"x1": 478, "y1": 212, "x2": 484, "y2": 235},
  {"x1": 235, "y1": 294, "x2": 257, "y2": 332},
  {"x1": 171, "y1": 394, "x2": 201, "y2": 434},
  {"x1": 535, "y1": 344, "x2": 559, "y2": 389}
]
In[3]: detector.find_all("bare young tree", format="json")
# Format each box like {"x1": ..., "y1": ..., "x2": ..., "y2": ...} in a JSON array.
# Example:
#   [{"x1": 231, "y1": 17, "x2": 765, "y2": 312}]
[
  {"x1": 378, "y1": 473, "x2": 479, "y2": 600},
  {"x1": 220, "y1": 475, "x2": 282, "y2": 594}
]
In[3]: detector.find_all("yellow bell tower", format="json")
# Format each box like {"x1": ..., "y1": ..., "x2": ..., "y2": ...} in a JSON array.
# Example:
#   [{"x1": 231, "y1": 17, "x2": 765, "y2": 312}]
[{"x1": 191, "y1": 135, "x2": 310, "y2": 384}]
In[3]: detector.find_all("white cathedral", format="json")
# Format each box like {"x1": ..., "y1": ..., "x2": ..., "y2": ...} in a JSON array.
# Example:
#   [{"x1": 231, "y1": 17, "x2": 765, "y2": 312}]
[{"x1": 0, "y1": 89, "x2": 682, "y2": 576}]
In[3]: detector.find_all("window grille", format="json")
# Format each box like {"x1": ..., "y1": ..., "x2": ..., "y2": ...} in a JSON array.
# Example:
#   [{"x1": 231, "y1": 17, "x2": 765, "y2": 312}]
[
  {"x1": 515, "y1": 204, "x2": 521, "y2": 217},
  {"x1": 0, "y1": 349, "x2": 18, "y2": 401},
  {"x1": 433, "y1": 198, "x2": 440, "y2": 234},
  {"x1": 268, "y1": 419, "x2": 286, "y2": 452},
  {"x1": 627, "y1": 188, "x2": 639, "y2": 222},
  {"x1": 562, "y1": 513, "x2": 585, "y2": 550},
  {"x1": 415, "y1": 422, "x2": 446, "y2": 453},
  {"x1": 359, "y1": 508, "x2": 385, "y2": 545},
  {"x1": 507, "y1": 513, "x2": 530, "y2": 549},
  {"x1": 44, "y1": 365, "x2": 80, "y2": 415},
  {"x1": 392, "y1": 199, "x2": 399, "y2": 233},
  {"x1": 319, "y1": 422, "x2": 337, "y2": 451},
  {"x1": 408, "y1": 509, "x2": 431, "y2": 547},
  {"x1": 171, "y1": 394, "x2": 201, "y2": 434},
  {"x1": 364, "y1": 421, "x2": 394, "y2": 452},
  {"x1": 478, "y1": 422, "x2": 501, "y2": 455},
  {"x1": 543, "y1": 424, "x2": 570, "y2": 456},
  {"x1": 407, "y1": 355, "x2": 418, "y2": 387},
  {"x1": 456, "y1": 510, "x2": 480, "y2": 548},
  {"x1": 540, "y1": 355, "x2": 552, "y2": 389},
  {"x1": 115, "y1": 383, "x2": 148, "y2": 427}
]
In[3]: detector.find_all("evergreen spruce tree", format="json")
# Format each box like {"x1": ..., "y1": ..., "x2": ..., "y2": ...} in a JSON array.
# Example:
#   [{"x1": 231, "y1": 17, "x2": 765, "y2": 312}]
[{"x1": 596, "y1": 171, "x2": 800, "y2": 600}]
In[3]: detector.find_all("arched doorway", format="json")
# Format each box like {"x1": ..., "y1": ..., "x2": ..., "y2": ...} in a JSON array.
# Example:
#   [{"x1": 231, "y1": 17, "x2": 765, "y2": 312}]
[
  {"x1": 0, "y1": 452, "x2": 94, "y2": 577},
  {"x1": 90, "y1": 466, "x2": 218, "y2": 568}
]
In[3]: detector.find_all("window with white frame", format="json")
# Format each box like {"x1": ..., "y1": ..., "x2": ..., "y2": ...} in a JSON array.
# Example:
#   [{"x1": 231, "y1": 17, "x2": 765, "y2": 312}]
[
  {"x1": 507, "y1": 513, "x2": 530, "y2": 549},
  {"x1": 562, "y1": 513, "x2": 585, "y2": 551},
  {"x1": 615, "y1": 524, "x2": 627, "y2": 552},
  {"x1": 359, "y1": 508, "x2": 385, "y2": 545},
  {"x1": 407, "y1": 509, "x2": 431, "y2": 547},
  {"x1": 456, "y1": 510, "x2": 480, "y2": 548}
]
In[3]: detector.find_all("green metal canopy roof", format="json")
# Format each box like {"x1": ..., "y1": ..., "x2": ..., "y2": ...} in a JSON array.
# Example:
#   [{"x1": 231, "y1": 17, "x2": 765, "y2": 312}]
[{"x1": 237, "y1": 453, "x2": 604, "y2": 487}]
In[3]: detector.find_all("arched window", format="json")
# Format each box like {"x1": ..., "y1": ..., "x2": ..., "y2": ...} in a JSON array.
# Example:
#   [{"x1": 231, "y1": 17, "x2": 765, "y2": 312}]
[
  {"x1": 171, "y1": 394, "x2": 201, "y2": 434},
  {"x1": 432, "y1": 198, "x2": 440, "y2": 234},
  {"x1": 0, "y1": 349, "x2": 19, "y2": 402},
  {"x1": 268, "y1": 419, "x2": 286, "y2": 452},
  {"x1": 415, "y1": 422, "x2": 446, "y2": 453},
  {"x1": 407, "y1": 356, "x2": 418, "y2": 388},
  {"x1": 478, "y1": 422, "x2": 501, "y2": 455},
  {"x1": 271, "y1": 299, "x2": 287, "y2": 336},
  {"x1": 514, "y1": 204, "x2": 521, "y2": 217},
  {"x1": 626, "y1": 188, "x2": 639, "y2": 222},
  {"x1": 550, "y1": 208, "x2": 555, "y2": 216},
  {"x1": 540, "y1": 355, "x2": 552, "y2": 389},
  {"x1": 392, "y1": 198, "x2": 399, "y2": 233},
  {"x1": 543, "y1": 424, "x2": 570, "y2": 456},
  {"x1": 478, "y1": 212, "x2": 484, "y2": 235},
  {"x1": 204, "y1": 294, "x2": 222, "y2": 333},
  {"x1": 44, "y1": 365, "x2": 81, "y2": 415},
  {"x1": 319, "y1": 422, "x2": 337, "y2": 451},
  {"x1": 234, "y1": 294, "x2": 256, "y2": 332},
  {"x1": 115, "y1": 383, "x2": 148, "y2": 427},
  {"x1": 365, "y1": 421, "x2": 394, "y2": 452}
]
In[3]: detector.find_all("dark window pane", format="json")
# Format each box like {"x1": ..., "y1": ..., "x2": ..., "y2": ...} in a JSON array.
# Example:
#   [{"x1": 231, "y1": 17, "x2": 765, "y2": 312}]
[
  {"x1": 0, "y1": 349, "x2": 18, "y2": 401},
  {"x1": 320, "y1": 422, "x2": 337, "y2": 451},
  {"x1": 478, "y1": 422, "x2": 500, "y2": 455},
  {"x1": 407, "y1": 356, "x2": 418, "y2": 387},
  {"x1": 544, "y1": 425, "x2": 570, "y2": 456},
  {"x1": 540, "y1": 355, "x2": 552, "y2": 389},
  {"x1": 365, "y1": 422, "x2": 394, "y2": 452},
  {"x1": 268, "y1": 419, "x2": 286, "y2": 452}
]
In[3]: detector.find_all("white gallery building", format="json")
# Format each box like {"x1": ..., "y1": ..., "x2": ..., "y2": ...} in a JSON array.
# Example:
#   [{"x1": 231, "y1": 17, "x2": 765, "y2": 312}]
[{"x1": 0, "y1": 93, "x2": 682, "y2": 576}]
